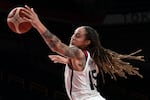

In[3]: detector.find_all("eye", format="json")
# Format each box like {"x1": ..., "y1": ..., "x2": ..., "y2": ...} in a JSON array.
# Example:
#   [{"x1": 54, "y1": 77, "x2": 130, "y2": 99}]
[{"x1": 75, "y1": 33, "x2": 80, "y2": 38}]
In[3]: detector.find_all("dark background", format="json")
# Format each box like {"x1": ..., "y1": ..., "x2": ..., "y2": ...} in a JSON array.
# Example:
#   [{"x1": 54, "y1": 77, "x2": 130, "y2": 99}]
[{"x1": 0, "y1": 0, "x2": 150, "y2": 100}]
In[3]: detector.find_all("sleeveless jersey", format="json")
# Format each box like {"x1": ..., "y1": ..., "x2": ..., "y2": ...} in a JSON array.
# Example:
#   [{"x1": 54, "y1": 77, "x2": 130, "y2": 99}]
[{"x1": 64, "y1": 51, "x2": 106, "y2": 100}]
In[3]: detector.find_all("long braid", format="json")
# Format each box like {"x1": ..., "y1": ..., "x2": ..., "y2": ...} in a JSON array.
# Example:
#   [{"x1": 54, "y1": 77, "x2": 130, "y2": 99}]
[{"x1": 84, "y1": 26, "x2": 144, "y2": 83}]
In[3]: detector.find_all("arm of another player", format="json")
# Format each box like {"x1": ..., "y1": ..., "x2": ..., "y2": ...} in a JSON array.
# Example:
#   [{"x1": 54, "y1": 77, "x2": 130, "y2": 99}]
[{"x1": 48, "y1": 55, "x2": 69, "y2": 64}]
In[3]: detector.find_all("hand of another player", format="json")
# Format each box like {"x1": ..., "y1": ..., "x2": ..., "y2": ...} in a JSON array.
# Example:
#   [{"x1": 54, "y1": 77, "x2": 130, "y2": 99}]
[{"x1": 48, "y1": 55, "x2": 69, "y2": 64}]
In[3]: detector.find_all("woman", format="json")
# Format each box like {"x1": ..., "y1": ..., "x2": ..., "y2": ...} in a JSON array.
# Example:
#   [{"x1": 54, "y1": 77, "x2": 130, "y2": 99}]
[{"x1": 22, "y1": 5, "x2": 144, "y2": 100}]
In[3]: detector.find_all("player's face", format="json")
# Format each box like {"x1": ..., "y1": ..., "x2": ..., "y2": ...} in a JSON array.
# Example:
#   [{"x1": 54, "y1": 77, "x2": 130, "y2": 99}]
[{"x1": 70, "y1": 27, "x2": 90, "y2": 49}]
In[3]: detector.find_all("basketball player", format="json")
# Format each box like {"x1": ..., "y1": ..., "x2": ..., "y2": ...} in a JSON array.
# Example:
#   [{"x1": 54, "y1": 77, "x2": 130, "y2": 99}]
[{"x1": 22, "y1": 5, "x2": 144, "y2": 100}]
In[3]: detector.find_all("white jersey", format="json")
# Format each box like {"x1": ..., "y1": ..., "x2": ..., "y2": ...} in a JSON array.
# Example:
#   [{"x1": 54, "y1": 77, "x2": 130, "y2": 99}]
[{"x1": 65, "y1": 51, "x2": 106, "y2": 100}]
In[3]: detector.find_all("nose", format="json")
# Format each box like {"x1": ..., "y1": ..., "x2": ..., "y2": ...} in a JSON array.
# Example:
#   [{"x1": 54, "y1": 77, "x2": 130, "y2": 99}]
[{"x1": 71, "y1": 36, "x2": 75, "y2": 40}]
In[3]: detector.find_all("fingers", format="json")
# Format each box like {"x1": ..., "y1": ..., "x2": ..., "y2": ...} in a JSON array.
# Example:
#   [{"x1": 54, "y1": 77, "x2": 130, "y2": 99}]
[
  {"x1": 22, "y1": 13, "x2": 32, "y2": 23},
  {"x1": 48, "y1": 55, "x2": 57, "y2": 60},
  {"x1": 48, "y1": 55, "x2": 54, "y2": 59},
  {"x1": 25, "y1": 5, "x2": 31, "y2": 10},
  {"x1": 24, "y1": 5, "x2": 32, "y2": 14},
  {"x1": 23, "y1": 5, "x2": 34, "y2": 16},
  {"x1": 48, "y1": 56, "x2": 59, "y2": 63},
  {"x1": 24, "y1": 5, "x2": 35, "y2": 14},
  {"x1": 54, "y1": 61, "x2": 58, "y2": 63},
  {"x1": 48, "y1": 55, "x2": 58, "y2": 58},
  {"x1": 31, "y1": 8, "x2": 34, "y2": 12},
  {"x1": 48, "y1": 55, "x2": 68, "y2": 64},
  {"x1": 22, "y1": 5, "x2": 36, "y2": 23}
]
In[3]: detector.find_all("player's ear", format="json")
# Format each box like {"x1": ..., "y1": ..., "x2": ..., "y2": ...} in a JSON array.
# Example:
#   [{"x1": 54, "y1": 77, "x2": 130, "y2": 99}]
[{"x1": 85, "y1": 40, "x2": 91, "y2": 46}]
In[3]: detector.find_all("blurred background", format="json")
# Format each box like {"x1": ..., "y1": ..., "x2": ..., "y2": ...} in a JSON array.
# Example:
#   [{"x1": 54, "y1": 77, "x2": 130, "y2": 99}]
[{"x1": 0, "y1": 0, "x2": 150, "y2": 100}]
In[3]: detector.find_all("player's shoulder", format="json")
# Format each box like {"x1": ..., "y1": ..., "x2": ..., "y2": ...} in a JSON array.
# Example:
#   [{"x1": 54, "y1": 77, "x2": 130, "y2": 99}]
[
  {"x1": 69, "y1": 45, "x2": 84, "y2": 58},
  {"x1": 69, "y1": 45, "x2": 81, "y2": 52}
]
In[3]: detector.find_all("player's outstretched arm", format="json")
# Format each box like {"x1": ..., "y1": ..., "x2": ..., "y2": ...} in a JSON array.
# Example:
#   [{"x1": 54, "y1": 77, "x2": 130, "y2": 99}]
[{"x1": 22, "y1": 5, "x2": 82, "y2": 59}]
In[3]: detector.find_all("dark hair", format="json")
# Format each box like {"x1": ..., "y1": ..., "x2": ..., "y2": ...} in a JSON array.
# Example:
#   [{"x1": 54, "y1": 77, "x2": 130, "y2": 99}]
[{"x1": 83, "y1": 26, "x2": 144, "y2": 83}]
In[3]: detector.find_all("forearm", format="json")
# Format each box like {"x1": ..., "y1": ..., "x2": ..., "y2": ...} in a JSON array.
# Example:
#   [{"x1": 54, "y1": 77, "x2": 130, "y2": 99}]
[
  {"x1": 36, "y1": 24, "x2": 66, "y2": 55},
  {"x1": 40, "y1": 29, "x2": 61, "y2": 52},
  {"x1": 34, "y1": 21, "x2": 79, "y2": 58},
  {"x1": 23, "y1": 5, "x2": 71, "y2": 56}
]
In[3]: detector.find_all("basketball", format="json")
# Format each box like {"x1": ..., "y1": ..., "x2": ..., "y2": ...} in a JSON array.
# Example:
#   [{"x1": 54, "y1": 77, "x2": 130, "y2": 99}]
[{"x1": 7, "y1": 7, "x2": 32, "y2": 34}]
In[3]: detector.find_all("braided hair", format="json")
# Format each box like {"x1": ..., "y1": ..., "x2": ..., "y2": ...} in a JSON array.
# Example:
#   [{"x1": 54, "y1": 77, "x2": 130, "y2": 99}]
[{"x1": 83, "y1": 26, "x2": 144, "y2": 83}]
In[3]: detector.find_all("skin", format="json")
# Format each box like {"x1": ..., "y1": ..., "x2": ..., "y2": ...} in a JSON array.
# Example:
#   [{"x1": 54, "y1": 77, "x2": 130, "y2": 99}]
[{"x1": 22, "y1": 5, "x2": 91, "y2": 71}]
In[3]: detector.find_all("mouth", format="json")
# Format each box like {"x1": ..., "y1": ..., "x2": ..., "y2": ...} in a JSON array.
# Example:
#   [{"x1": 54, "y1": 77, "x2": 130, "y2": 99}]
[
  {"x1": 70, "y1": 40, "x2": 75, "y2": 45},
  {"x1": 70, "y1": 42, "x2": 74, "y2": 45}
]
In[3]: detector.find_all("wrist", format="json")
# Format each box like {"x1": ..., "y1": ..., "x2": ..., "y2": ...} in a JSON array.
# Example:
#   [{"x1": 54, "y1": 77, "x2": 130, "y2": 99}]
[{"x1": 35, "y1": 21, "x2": 47, "y2": 34}]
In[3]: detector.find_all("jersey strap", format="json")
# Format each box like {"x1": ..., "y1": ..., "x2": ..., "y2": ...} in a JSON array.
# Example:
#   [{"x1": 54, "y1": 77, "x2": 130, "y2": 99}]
[
  {"x1": 83, "y1": 50, "x2": 88, "y2": 60},
  {"x1": 83, "y1": 50, "x2": 95, "y2": 90}
]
